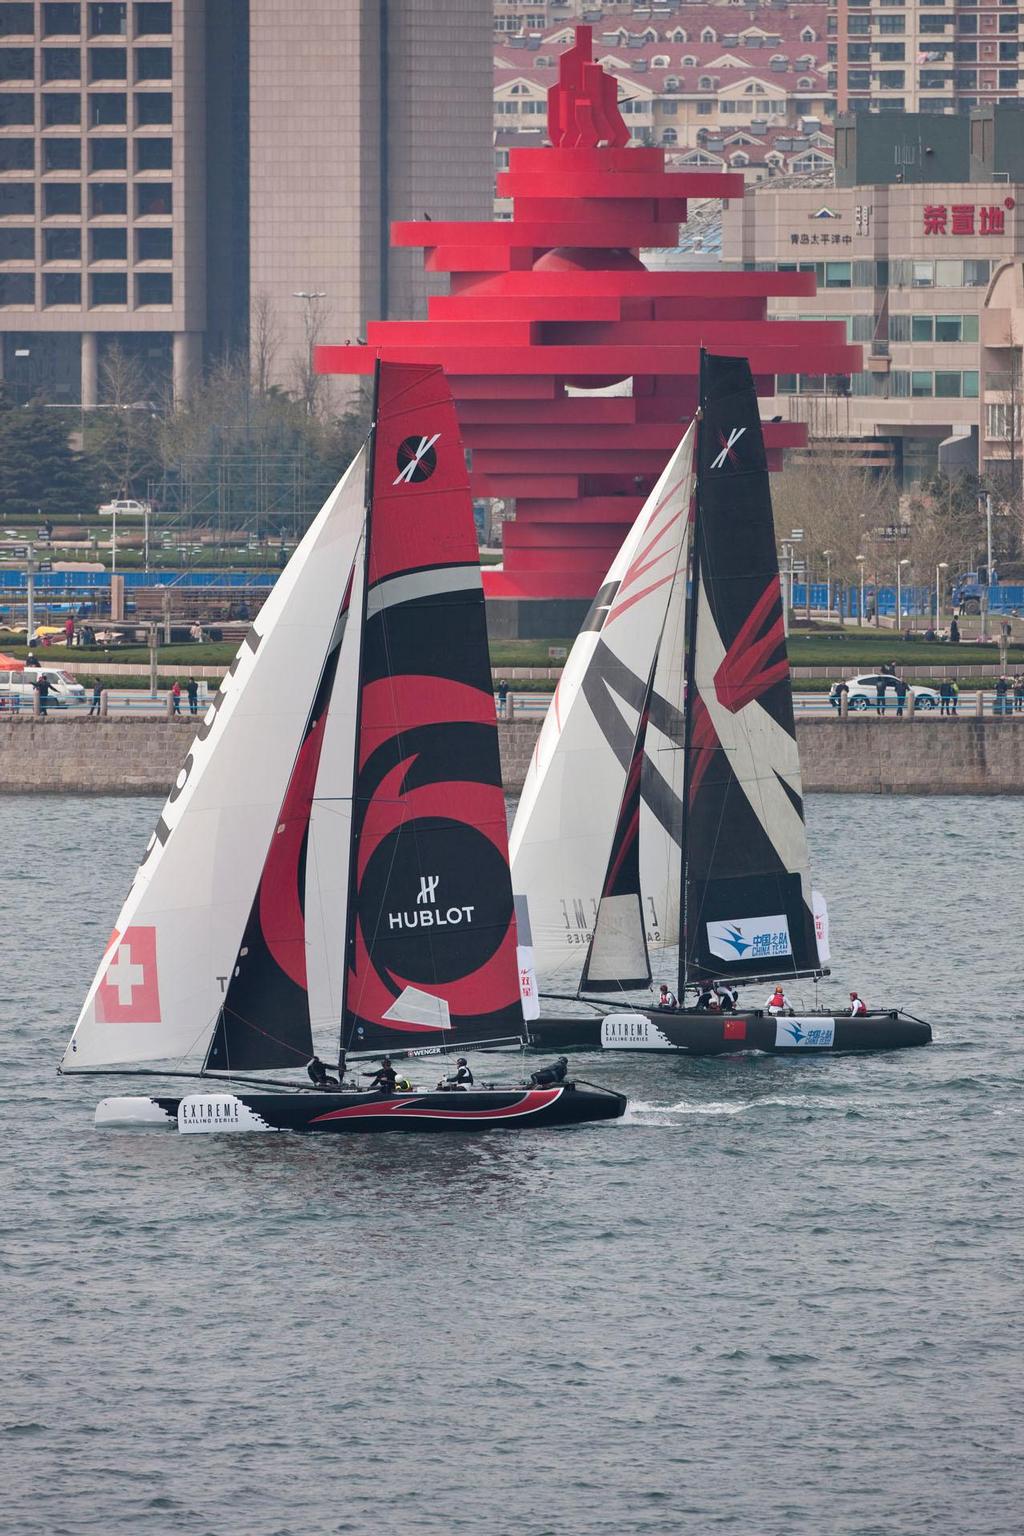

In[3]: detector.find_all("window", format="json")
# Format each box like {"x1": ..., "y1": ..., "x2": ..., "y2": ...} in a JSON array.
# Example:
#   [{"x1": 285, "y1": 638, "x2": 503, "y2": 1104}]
[
  {"x1": 889, "y1": 314, "x2": 910, "y2": 341},
  {"x1": 958, "y1": 14, "x2": 978, "y2": 31},
  {"x1": 42, "y1": 4, "x2": 81, "y2": 33},
  {"x1": 0, "y1": 183, "x2": 33, "y2": 215},
  {"x1": 0, "y1": 272, "x2": 33, "y2": 303},
  {"x1": 0, "y1": 227, "x2": 33, "y2": 260},
  {"x1": 90, "y1": 181, "x2": 127, "y2": 215},
  {"x1": 877, "y1": 70, "x2": 905, "y2": 87},
  {"x1": 911, "y1": 370, "x2": 933, "y2": 396},
  {"x1": 0, "y1": 47, "x2": 34, "y2": 79},
  {"x1": 962, "y1": 314, "x2": 979, "y2": 342},
  {"x1": 43, "y1": 137, "x2": 81, "y2": 171},
  {"x1": 44, "y1": 181, "x2": 80, "y2": 214},
  {"x1": 850, "y1": 314, "x2": 875, "y2": 341},
  {"x1": 90, "y1": 271, "x2": 126, "y2": 304},
  {"x1": 136, "y1": 182, "x2": 171, "y2": 215},
  {"x1": 134, "y1": 89, "x2": 167, "y2": 120},
  {"x1": 89, "y1": 136, "x2": 125, "y2": 169},
  {"x1": 847, "y1": 43, "x2": 870, "y2": 60},
  {"x1": 89, "y1": 47, "x2": 127, "y2": 80},
  {"x1": 999, "y1": 42, "x2": 1019, "y2": 60},
  {"x1": 848, "y1": 13, "x2": 870, "y2": 31},
  {"x1": 44, "y1": 227, "x2": 81, "y2": 260},
  {"x1": 935, "y1": 370, "x2": 962, "y2": 397},
  {"x1": 0, "y1": 90, "x2": 33, "y2": 124},
  {"x1": 848, "y1": 69, "x2": 870, "y2": 87},
  {"x1": 43, "y1": 91, "x2": 81, "y2": 124},
  {"x1": 935, "y1": 258, "x2": 963, "y2": 286},
  {"x1": 911, "y1": 315, "x2": 934, "y2": 341},
  {"x1": 987, "y1": 403, "x2": 1022, "y2": 439},
  {"x1": 935, "y1": 314, "x2": 962, "y2": 342},
  {"x1": 89, "y1": 3, "x2": 126, "y2": 34},
  {"x1": 921, "y1": 16, "x2": 952, "y2": 32},
  {"x1": 0, "y1": 137, "x2": 33, "y2": 171},
  {"x1": 955, "y1": 69, "x2": 977, "y2": 87},
  {"x1": 89, "y1": 90, "x2": 126, "y2": 123},
  {"x1": 998, "y1": 69, "x2": 1018, "y2": 86},
  {"x1": 912, "y1": 261, "x2": 934, "y2": 287},
  {"x1": 134, "y1": 46, "x2": 171, "y2": 79},
  {"x1": 661, "y1": 128, "x2": 678, "y2": 145},
  {"x1": 825, "y1": 261, "x2": 852, "y2": 288},
  {"x1": 43, "y1": 47, "x2": 81, "y2": 79},
  {"x1": 90, "y1": 225, "x2": 125, "y2": 259},
  {"x1": 135, "y1": 226, "x2": 169, "y2": 260},
  {"x1": 964, "y1": 260, "x2": 990, "y2": 287},
  {"x1": 878, "y1": 14, "x2": 905, "y2": 31},
  {"x1": 44, "y1": 271, "x2": 80, "y2": 304},
  {"x1": 963, "y1": 371, "x2": 979, "y2": 398},
  {"x1": 135, "y1": 271, "x2": 171, "y2": 305},
  {"x1": 697, "y1": 100, "x2": 712, "y2": 115},
  {"x1": 876, "y1": 43, "x2": 905, "y2": 60},
  {"x1": 999, "y1": 11, "x2": 1019, "y2": 31},
  {"x1": 0, "y1": 5, "x2": 34, "y2": 35}
]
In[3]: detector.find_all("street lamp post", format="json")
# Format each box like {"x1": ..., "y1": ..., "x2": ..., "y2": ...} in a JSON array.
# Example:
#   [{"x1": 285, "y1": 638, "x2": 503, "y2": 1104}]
[
  {"x1": 936, "y1": 561, "x2": 948, "y2": 632},
  {"x1": 293, "y1": 290, "x2": 327, "y2": 416},
  {"x1": 981, "y1": 491, "x2": 993, "y2": 639},
  {"x1": 823, "y1": 549, "x2": 833, "y2": 620},
  {"x1": 896, "y1": 557, "x2": 910, "y2": 632},
  {"x1": 856, "y1": 554, "x2": 866, "y2": 627},
  {"x1": 26, "y1": 544, "x2": 35, "y2": 648}
]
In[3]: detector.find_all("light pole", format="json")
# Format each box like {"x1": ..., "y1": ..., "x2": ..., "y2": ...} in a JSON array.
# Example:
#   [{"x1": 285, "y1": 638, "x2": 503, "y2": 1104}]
[
  {"x1": 293, "y1": 290, "x2": 326, "y2": 416},
  {"x1": 856, "y1": 554, "x2": 866, "y2": 627},
  {"x1": 26, "y1": 544, "x2": 35, "y2": 648},
  {"x1": 981, "y1": 491, "x2": 993, "y2": 639},
  {"x1": 936, "y1": 561, "x2": 947, "y2": 632},
  {"x1": 823, "y1": 549, "x2": 833, "y2": 619},
  {"x1": 896, "y1": 557, "x2": 910, "y2": 631}
]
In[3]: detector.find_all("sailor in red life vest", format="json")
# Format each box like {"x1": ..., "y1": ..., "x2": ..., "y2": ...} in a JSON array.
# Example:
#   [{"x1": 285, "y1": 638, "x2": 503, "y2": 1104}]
[
  {"x1": 848, "y1": 991, "x2": 868, "y2": 1017},
  {"x1": 765, "y1": 986, "x2": 789, "y2": 1014}
]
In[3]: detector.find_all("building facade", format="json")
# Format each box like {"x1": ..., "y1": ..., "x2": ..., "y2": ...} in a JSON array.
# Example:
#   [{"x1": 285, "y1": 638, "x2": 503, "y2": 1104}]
[
  {"x1": 0, "y1": 0, "x2": 493, "y2": 407},
  {"x1": 723, "y1": 175, "x2": 1024, "y2": 480}
]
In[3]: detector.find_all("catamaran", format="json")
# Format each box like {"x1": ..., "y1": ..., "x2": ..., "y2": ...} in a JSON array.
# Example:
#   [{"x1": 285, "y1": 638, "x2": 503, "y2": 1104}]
[
  {"x1": 61, "y1": 362, "x2": 625, "y2": 1132},
  {"x1": 510, "y1": 351, "x2": 931, "y2": 1056}
]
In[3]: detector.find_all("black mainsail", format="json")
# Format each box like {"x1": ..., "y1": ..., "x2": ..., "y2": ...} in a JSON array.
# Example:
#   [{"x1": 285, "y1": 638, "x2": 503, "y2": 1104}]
[{"x1": 680, "y1": 351, "x2": 820, "y2": 990}]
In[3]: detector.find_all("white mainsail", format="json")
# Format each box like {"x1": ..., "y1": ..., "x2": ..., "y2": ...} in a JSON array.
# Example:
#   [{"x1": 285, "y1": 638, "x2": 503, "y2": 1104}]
[
  {"x1": 62, "y1": 448, "x2": 368, "y2": 1070},
  {"x1": 509, "y1": 424, "x2": 694, "y2": 985}
]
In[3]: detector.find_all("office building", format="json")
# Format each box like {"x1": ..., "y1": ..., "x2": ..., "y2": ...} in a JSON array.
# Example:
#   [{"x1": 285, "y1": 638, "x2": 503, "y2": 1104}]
[{"x1": 0, "y1": 1, "x2": 492, "y2": 406}]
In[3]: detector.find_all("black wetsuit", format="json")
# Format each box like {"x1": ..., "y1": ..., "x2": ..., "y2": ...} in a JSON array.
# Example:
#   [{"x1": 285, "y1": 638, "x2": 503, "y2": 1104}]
[{"x1": 364, "y1": 1065, "x2": 398, "y2": 1093}]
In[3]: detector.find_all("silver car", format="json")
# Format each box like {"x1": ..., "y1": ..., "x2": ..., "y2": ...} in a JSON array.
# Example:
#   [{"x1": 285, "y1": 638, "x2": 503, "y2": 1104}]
[{"x1": 830, "y1": 673, "x2": 939, "y2": 711}]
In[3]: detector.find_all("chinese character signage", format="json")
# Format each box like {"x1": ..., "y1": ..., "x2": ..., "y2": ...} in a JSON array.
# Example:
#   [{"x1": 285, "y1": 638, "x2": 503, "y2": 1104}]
[
  {"x1": 923, "y1": 198, "x2": 1015, "y2": 237},
  {"x1": 789, "y1": 232, "x2": 852, "y2": 246}
]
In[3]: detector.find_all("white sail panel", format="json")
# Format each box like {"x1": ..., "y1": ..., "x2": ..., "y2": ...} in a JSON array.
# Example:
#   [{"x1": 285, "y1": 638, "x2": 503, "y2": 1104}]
[
  {"x1": 579, "y1": 894, "x2": 650, "y2": 991},
  {"x1": 509, "y1": 424, "x2": 693, "y2": 985},
  {"x1": 63, "y1": 448, "x2": 368, "y2": 1070}
]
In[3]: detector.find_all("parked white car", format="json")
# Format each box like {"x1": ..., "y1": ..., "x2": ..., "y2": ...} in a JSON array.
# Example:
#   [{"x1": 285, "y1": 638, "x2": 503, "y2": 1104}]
[
  {"x1": 829, "y1": 673, "x2": 940, "y2": 711},
  {"x1": 0, "y1": 667, "x2": 87, "y2": 709},
  {"x1": 98, "y1": 498, "x2": 150, "y2": 519}
]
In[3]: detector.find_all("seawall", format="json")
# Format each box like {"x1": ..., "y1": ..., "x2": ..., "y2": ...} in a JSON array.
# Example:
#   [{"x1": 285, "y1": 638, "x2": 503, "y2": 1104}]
[{"x1": 2, "y1": 716, "x2": 1024, "y2": 797}]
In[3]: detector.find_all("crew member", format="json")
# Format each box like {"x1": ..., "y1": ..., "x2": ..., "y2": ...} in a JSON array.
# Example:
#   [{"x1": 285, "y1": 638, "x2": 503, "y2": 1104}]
[
  {"x1": 529, "y1": 1056, "x2": 569, "y2": 1087},
  {"x1": 307, "y1": 1056, "x2": 340, "y2": 1089},
  {"x1": 446, "y1": 1057, "x2": 474, "y2": 1089},
  {"x1": 848, "y1": 991, "x2": 868, "y2": 1017},
  {"x1": 715, "y1": 982, "x2": 739, "y2": 1010},
  {"x1": 765, "y1": 986, "x2": 789, "y2": 1014},
  {"x1": 695, "y1": 985, "x2": 716, "y2": 1012},
  {"x1": 657, "y1": 984, "x2": 678, "y2": 1010},
  {"x1": 363, "y1": 1056, "x2": 398, "y2": 1093}
]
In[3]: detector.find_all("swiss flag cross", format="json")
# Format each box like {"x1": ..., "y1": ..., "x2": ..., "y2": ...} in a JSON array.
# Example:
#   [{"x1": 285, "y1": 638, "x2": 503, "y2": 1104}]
[
  {"x1": 722, "y1": 1017, "x2": 747, "y2": 1041},
  {"x1": 95, "y1": 926, "x2": 162, "y2": 1024}
]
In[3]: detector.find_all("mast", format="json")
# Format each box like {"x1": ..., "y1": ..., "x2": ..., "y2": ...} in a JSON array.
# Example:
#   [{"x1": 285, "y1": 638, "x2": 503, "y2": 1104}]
[{"x1": 677, "y1": 350, "x2": 706, "y2": 1000}]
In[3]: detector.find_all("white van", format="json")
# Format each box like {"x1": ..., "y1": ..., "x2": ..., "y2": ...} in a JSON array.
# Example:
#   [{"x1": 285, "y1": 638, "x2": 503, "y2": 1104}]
[
  {"x1": 0, "y1": 667, "x2": 87, "y2": 710},
  {"x1": 98, "y1": 498, "x2": 150, "y2": 519}
]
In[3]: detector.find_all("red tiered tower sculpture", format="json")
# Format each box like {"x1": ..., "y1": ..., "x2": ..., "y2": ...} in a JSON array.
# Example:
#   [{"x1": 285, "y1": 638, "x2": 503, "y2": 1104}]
[{"x1": 317, "y1": 28, "x2": 859, "y2": 612}]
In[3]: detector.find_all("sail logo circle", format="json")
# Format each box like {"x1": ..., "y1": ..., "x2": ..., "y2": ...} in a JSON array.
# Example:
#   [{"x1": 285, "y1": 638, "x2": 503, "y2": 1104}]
[{"x1": 394, "y1": 433, "x2": 440, "y2": 485}]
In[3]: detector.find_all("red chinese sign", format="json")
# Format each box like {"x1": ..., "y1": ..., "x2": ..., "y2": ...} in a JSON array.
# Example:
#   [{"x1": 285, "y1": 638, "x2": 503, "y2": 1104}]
[{"x1": 923, "y1": 198, "x2": 1015, "y2": 237}]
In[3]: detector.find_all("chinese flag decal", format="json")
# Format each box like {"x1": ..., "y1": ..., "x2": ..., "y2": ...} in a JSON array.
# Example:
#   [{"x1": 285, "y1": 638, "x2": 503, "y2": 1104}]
[
  {"x1": 722, "y1": 1018, "x2": 747, "y2": 1041},
  {"x1": 95, "y1": 926, "x2": 162, "y2": 1024}
]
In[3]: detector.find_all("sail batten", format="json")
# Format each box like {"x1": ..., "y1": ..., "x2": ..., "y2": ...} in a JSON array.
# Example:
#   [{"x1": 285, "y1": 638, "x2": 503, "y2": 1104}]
[{"x1": 680, "y1": 352, "x2": 821, "y2": 990}]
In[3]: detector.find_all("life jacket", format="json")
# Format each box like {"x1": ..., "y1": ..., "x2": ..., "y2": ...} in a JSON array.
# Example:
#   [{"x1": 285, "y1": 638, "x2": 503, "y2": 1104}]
[{"x1": 850, "y1": 997, "x2": 867, "y2": 1016}]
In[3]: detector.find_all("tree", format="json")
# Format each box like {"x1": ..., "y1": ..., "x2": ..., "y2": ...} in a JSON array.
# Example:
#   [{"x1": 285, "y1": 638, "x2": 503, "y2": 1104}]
[
  {"x1": 83, "y1": 342, "x2": 165, "y2": 501},
  {"x1": 772, "y1": 449, "x2": 899, "y2": 608},
  {"x1": 291, "y1": 292, "x2": 331, "y2": 418},
  {"x1": 0, "y1": 403, "x2": 100, "y2": 520},
  {"x1": 251, "y1": 290, "x2": 282, "y2": 398}
]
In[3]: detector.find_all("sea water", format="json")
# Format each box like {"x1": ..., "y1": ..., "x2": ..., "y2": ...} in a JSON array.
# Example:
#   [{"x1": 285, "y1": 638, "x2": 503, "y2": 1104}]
[{"x1": 1, "y1": 793, "x2": 1021, "y2": 1536}]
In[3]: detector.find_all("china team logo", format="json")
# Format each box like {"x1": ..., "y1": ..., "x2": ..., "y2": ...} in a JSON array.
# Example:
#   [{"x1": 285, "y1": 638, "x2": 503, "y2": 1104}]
[{"x1": 95, "y1": 926, "x2": 162, "y2": 1024}]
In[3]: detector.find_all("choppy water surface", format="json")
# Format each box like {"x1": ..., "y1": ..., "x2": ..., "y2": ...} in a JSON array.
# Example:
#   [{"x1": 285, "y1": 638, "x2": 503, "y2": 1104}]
[{"x1": 2, "y1": 794, "x2": 1022, "y2": 1536}]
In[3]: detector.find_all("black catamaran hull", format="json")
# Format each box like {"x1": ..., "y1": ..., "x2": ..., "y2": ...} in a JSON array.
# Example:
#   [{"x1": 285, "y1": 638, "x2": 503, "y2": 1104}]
[
  {"x1": 528, "y1": 1010, "x2": 931, "y2": 1055},
  {"x1": 99, "y1": 1085, "x2": 627, "y2": 1133}
]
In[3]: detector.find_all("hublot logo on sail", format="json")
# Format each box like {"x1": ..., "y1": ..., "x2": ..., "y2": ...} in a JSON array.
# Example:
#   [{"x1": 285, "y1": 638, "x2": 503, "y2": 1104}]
[{"x1": 389, "y1": 874, "x2": 474, "y2": 930}]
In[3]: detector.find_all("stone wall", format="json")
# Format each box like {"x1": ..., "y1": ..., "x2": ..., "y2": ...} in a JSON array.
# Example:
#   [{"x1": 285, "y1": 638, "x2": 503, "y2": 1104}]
[{"x1": 3, "y1": 716, "x2": 1024, "y2": 797}]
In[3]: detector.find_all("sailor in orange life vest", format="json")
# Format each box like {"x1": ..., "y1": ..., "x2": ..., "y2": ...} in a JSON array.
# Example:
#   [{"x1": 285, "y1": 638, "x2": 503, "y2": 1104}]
[
  {"x1": 657, "y1": 984, "x2": 679, "y2": 1010},
  {"x1": 848, "y1": 991, "x2": 868, "y2": 1017},
  {"x1": 765, "y1": 986, "x2": 790, "y2": 1015}
]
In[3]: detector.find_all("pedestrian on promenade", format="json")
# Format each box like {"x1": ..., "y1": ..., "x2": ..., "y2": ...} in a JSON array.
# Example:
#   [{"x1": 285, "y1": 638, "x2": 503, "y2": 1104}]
[
  {"x1": 950, "y1": 618, "x2": 961, "y2": 645},
  {"x1": 939, "y1": 680, "x2": 952, "y2": 716},
  {"x1": 88, "y1": 679, "x2": 101, "y2": 717},
  {"x1": 1014, "y1": 675, "x2": 1024, "y2": 714},
  {"x1": 186, "y1": 677, "x2": 198, "y2": 716},
  {"x1": 35, "y1": 674, "x2": 49, "y2": 718},
  {"x1": 951, "y1": 680, "x2": 959, "y2": 715},
  {"x1": 994, "y1": 675, "x2": 1010, "y2": 716},
  {"x1": 895, "y1": 677, "x2": 908, "y2": 717},
  {"x1": 875, "y1": 677, "x2": 887, "y2": 716},
  {"x1": 171, "y1": 679, "x2": 182, "y2": 716},
  {"x1": 64, "y1": 615, "x2": 74, "y2": 649},
  {"x1": 497, "y1": 679, "x2": 508, "y2": 718}
]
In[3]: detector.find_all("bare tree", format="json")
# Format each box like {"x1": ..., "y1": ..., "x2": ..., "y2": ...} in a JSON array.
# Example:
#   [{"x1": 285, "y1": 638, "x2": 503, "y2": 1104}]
[
  {"x1": 88, "y1": 342, "x2": 164, "y2": 498},
  {"x1": 250, "y1": 290, "x2": 282, "y2": 398},
  {"x1": 772, "y1": 448, "x2": 899, "y2": 612},
  {"x1": 292, "y1": 293, "x2": 331, "y2": 418}
]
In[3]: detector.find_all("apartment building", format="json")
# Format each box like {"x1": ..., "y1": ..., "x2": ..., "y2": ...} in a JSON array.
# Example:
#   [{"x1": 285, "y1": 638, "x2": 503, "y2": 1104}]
[
  {"x1": 0, "y1": 1, "x2": 492, "y2": 406},
  {"x1": 494, "y1": 2, "x2": 837, "y2": 182}
]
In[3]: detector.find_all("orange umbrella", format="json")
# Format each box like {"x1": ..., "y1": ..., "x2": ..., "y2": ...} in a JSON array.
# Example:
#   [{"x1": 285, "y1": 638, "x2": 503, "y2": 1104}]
[{"x1": 0, "y1": 654, "x2": 24, "y2": 670}]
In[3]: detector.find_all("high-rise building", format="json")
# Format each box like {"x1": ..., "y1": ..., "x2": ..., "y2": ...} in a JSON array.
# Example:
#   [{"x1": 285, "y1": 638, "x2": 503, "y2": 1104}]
[{"x1": 0, "y1": 1, "x2": 492, "y2": 408}]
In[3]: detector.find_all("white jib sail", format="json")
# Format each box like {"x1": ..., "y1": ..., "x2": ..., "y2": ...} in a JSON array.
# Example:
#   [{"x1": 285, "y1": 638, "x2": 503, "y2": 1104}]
[
  {"x1": 509, "y1": 423, "x2": 694, "y2": 986},
  {"x1": 62, "y1": 447, "x2": 368, "y2": 1071}
]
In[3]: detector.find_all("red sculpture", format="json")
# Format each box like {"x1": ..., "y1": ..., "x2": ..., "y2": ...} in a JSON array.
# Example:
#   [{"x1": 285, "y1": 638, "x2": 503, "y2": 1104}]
[{"x1": 317, "y1": 27, "x2": 858, "y2": 608}]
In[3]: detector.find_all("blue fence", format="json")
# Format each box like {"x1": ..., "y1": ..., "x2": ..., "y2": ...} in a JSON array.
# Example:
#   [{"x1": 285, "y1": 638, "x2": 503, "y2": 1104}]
[
  {"x1": 0, "y1": 571, "x2": 276, "y2": 592},
  {"x1": 790, "y1": 582, "x2": 1024, "y2": 619}
]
